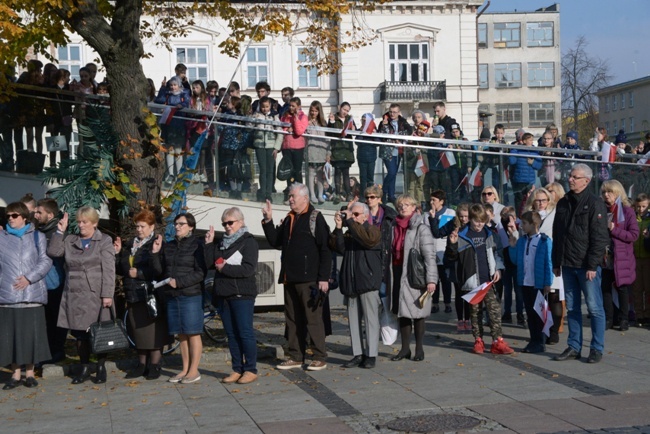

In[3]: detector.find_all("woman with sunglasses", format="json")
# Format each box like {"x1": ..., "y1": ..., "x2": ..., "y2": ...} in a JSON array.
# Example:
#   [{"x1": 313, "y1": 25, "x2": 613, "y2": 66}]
[
  {"x1": 0, "y1": 202, "x2": 52, "y2": 390},
  {"x1": 204, "y1": 207, "x2": 259, "y2": 385},
  {"x1": 365, "y1": 186, "x2": 397, "y2": 306},
  {"x1": 480, "y1": 186, "x2": 504, "y2": 226},
  {"x1": 151, "y1": 213, "x2": 206, "y2": 384}
]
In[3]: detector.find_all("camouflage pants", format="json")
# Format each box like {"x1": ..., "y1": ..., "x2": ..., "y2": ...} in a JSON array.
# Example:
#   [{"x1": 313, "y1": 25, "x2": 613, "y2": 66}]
[{"x1": 470, "y1": 286, "x2": 502, "y2": 340}]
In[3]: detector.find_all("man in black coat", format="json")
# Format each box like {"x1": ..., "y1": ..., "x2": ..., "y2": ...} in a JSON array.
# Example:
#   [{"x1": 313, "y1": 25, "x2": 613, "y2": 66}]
[{"x1": 262, "y1": 183, "x2": 331, "y2": 371}]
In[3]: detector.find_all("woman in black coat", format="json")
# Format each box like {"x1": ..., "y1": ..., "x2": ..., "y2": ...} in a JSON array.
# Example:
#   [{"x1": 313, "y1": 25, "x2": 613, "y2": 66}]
[{"x1": 205, "y1": 207, "x2": 259, "y2": 385}]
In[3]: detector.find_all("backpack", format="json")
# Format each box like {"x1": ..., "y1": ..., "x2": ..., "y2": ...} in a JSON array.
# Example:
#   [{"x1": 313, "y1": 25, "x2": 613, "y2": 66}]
[{"x1": 33, "y1": 231, "x2": 65, "y2": 290}]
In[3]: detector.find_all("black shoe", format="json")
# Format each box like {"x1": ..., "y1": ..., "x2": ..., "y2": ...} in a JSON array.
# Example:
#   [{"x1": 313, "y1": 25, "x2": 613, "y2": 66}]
[
  {"x1": 412, "y1": 352, "x2": 425, "y2": 362},
  {"x1": 3, "y1": 378, "x2": 21, "y2": 390},
  {"x1": 553, "y1": 347, "x2": 581, "y2": 361},
  {"x1": 522, "y1": 344, "x2": 545, "y2": 354},
  {"x1": 93, "y1": 365, "x2": 107, "y2": 384},
  {"x1": 432, "y1": 304, "x2": 440, "y2": 313},
  {"x1": 444, "y1": 305, "x2": 452, "y2": 313},
  {"x1": 501, "y1": 313, "x2": 512, "y2": 323},
  {"x1": 516, "y1": 313, "x2": 526, "y2": 326},
  {"x1": 587, "y1": 349, "x2": 603, "y2": 364},
  {"x1": 24, "y1": 377, "x2": 38, "y2": 388},
  {"x1": 606, "y1": 320, "x2": 613, "y2": 330},
  {"x1": 391, "y1": 350, "x2": 411, "y2": 361},
  {"x1": 72, "y1": 365, "x2": 91, "y2": 384},
  {"x1": 342, "y1": 355, "x2": 364, "y2": 369},
  {"x1": 619, "y1": 320, "x2": 629, "y2": 331},
  {"x1": 125, "y1": 363, "x2": 147, "y2": 379},
  {"x1": 546, "y1": 334, "x2": 559, "y2": 345},
  {"x1": 360, "y1": 357, "x2": 376, "y2": 369},
  {"x1": 146, "y1": 364, "x2": 162, "y2": 380}
]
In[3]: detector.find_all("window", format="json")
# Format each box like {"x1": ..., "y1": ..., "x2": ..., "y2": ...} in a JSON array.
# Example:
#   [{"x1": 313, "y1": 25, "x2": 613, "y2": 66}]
[
  {"x1": 612, "y1": 94, "x2": 617, "y2": 111},
  {"x1": 495, "y1": 103, "x2": 522, "y2": 128},
  {"x1": 527, "y1": 62, "x2": 554, "y2": 87},
  {"x1": 605, "y1": 122, "x2": 610, "y2": 132},
  {"x1": 494, "y1": 63, "x2": 521, "y2": 88},
  {"x1": 478, "y1": 64, "x2": 488, "y2": 89},
  {"x1": 478, "y1": 23, "x2": 487, "y2": 48},
  {"x1": 620, "y1": 92, "x2": 626, "y2": 109},
  {"x1": 528, "y1": 103, "x2": 555, "y2": 127},
  {"x1": 176, "y1": 47, "x2": 208, "y2": 84},
  {"x1": 621, "y1": 119, "x2": 626, "y2": 131},
  {"x1": 630, "y1": 117, "x2": 635, "y2": 132},
  {"x1": 629, "y1": 91, "x2": 634, "y2": 107},
  {"x1": 296, "y1": 47, "x2": 318, "y2": 88},
  {"x1": 526, "y1": 22, "x2": 553, "y2": 47},
  {"x1": 493, "y1": 23, "x2": 520, "y2": 48},
  {"x1": 389, "y1": 42, "x2": 429, "y2": 82},
  {"x1": 613, "y1": 120, "x2": 618, "y2": 132},
  {"x1": 604, "y1": 97, "x2": 609, "y2": 112},
  {"x1": 57, "y1": 44, "x2": 83, "y2": 80},
  {"x1": 246, "y1": 46, "x2": 269, "y2": 89}
]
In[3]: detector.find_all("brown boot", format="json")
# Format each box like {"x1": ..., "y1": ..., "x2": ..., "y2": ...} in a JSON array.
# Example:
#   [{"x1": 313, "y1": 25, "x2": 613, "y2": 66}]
[
  {"x1": 221, "y1": 372, "x2": 242, "y2": 384},
  {"x1": 237, "y1": 372, "x2": 258, "y2": 384}
]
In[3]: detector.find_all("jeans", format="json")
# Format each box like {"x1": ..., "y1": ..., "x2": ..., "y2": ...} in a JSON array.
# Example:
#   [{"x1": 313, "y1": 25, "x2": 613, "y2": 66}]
[
  {"x1": 382, "y1": 155, "x2": 400, "y2": 203},
  {"x1": 217, "y1": 297, "x2": 257, "y2": 374},
  {"x1": 358, "y1": 160, "x2": 376, "y2": 192},
  {"x1": 562, "y1": 266, "x2": 605, "y2": 353}
]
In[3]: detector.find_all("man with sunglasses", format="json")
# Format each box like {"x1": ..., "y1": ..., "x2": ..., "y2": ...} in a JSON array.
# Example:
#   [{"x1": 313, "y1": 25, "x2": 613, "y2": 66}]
[{"x1": 331, "y1": 202, "x2": 382, "y2": 369}]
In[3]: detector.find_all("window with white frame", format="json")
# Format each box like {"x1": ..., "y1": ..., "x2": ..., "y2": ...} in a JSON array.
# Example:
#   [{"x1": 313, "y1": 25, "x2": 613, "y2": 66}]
[
  {"x1": 57, "y1": 44, "x2": 83, "y2": 80},
  {"x1": 612, "y1": 94, "x2": 618, "y2": 111},
  {"x1": 389, "y1": 42, "x2": 429, "y2": 82},
  {"x1": 245, "y1": 46, "x2": 268, "y2": 89},
  {"x1": 296, "y1": 47, "x2": 318, "y2": 88},
  {"x1": 630, "y1": 117, "x2": 635, "y2": 132},
  {"x1": 528, "y1": 62, "x2": 554, "y2": 87},
  {"x1": 478, "y1": 23, "x2": 487, "y2": 48},
  {"x1": 493, "y1": 23, "x2": 520, "y2": 48},
  {"x1": 176, "y1": 47, "x2": 208, "y2": 84},
  {"x1": 621, "y1": 118, "x2": 626, "y2": 131},
  {"x1": 629, "y1": 91, "x2": 634, "y2": 107},
  {"x1": 528, "y1": 103, "x2": 555, "y2": 127},
  {"x1": 494, "y1": 63, "x2": 521, "y2": 88},
  {"x1": 526, "y1": 22, "x2": 553, "y2": 47},
  {"x1": 495, "y1": 103, "x2": 522, "y2": 128},
  {"x1": 621, "y1": 92, "x2": 626, "y2": 109},
  {"x1": 479, "y1": 64, "x2": 488, "y2": 89},
  {"x1": 604, "y1": 96, "x2": 609, "y2": 112}
]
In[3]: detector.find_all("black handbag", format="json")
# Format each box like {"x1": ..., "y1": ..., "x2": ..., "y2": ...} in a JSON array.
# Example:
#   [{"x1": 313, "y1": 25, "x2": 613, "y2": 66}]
[
  {"x1": 146, "y1": 285, "x2": 159, "y2": 319},
  {"x1": 276, "y1": 155, "x2": 293, "y2": 181},
  {"x1": 89, "y1": 306, "x2": 130, "y2": 354},
  {"x1": 407, "y1": 225, "x2": 427, "y2": 290}
]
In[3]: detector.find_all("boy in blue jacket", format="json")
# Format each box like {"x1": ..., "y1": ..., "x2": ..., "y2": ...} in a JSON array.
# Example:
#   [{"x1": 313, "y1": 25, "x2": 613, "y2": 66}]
[{"x1": 508, "y1": 211, "x2": 553, "y2": 353}]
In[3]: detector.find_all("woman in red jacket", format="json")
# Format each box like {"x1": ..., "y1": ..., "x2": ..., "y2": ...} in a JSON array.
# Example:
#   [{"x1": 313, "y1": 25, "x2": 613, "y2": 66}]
[{"x1": 280, "y1": 97, "x2": 308, "y2": 203}]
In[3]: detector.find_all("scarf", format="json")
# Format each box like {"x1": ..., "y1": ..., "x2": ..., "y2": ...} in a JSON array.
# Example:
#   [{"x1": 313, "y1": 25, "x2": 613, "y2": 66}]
[
  {"x1": 131, "y1": 233, "x2": 154, "y2": 257},
  {"x1": 221, "y1": 226, "x2": 249, "y2": 250},
  {"x1": 371, "y1": 206, "x2": 384, "y2": 228},
  {"x1": 392, "y1": 213, "x2": 412, "y2": 266},
  {"x1": 6, "y1": 223, "x2": 31, "y2": 238}
]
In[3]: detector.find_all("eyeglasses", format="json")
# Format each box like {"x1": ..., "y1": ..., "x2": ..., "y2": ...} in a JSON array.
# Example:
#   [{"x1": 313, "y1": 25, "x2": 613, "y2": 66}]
[
  {"x1": 351, "y1": 212, "x2": 363, "y2": 217},
  {"x1": 534, "y1": 199, "x2": 548, "y2": 203},
  {"x1": 174, "y1": 222, "x2": 188, "y2": 227},
  {"x1": 482, "y1": 192, "x2": 494, "y2": 196},
  {"x1": 222, "y1": 220, "x2": 238, "y2": 228},
  {"x1": 568, "y1": 175, "x2": 588, "y2": 180},
  {"x1": 6, "y1": 213, "x2": 21, "y2": 219},
  {"x1": 397, "y1": 203, "x2": 415, "y2": 209},
  {"x1": 365, "y1": 195, "x2": 378, "y2": 200}
]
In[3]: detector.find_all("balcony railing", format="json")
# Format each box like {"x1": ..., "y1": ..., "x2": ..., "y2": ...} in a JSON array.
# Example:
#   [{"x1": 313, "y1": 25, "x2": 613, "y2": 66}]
[{"x1": 379, "y1": 80, "x2": 446, "y2": 103}]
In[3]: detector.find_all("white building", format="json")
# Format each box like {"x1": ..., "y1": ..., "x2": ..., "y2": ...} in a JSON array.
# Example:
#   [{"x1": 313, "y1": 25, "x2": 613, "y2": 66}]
[{"x1": 477, "y1": 3, "x2": 561, "y2": 138}]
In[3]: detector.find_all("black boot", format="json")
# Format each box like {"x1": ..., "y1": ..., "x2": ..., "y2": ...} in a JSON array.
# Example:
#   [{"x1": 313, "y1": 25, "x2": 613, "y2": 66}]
[
  {"x1": 94, "y1": 364, "x2": 107, "y2": 384},
  {"x1": 72, "y1": 364, "x2": 91, "y2": 384},
  {"x1": 146, "y1": 363, "x2": 162, "y2": 380},
  {"x1": 125, "y1": 363, "x2": 147, "y2": 379}
]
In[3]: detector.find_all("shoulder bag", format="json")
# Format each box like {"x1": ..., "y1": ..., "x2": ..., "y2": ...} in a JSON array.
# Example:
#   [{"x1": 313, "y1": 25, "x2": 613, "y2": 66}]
[
  {"x1": 89, "y1": 305, "x2": 130, "y2": 354},
  {"x1": 407, "y1": 225, "x2": 427, "y2": 290}
]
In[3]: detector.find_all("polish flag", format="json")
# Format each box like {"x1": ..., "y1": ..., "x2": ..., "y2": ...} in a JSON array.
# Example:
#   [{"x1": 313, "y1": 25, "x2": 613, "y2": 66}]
[
  {"x1": 440, "y1": 151, "x2": 456, "y2": 168},
  {"x1": 533, "y1": 290, "x2": 555, "y2": 337},
  {"x1": 612, "y1": 196, "x2": 625, "y2": 227},
  {"x1": 638, "y1": 150, "x2": 650, "y2": 165},
  {"x1": 468, "y1": 166, "x2": 482, "y2": 187},
  {"x1": 601, "y1": 141, "x2": 616, "y2": 163},
  {"x1": 341, "y1": 116, "x2": 355, "y2": 137},
  {"x1": 414, "y1": 154, "x2": 428, "y2": 177},
  {"x1": 462, "y1": 281, "x2": 494, "y2": 305},
  {"x1": 159, "y1": 106, "x2": 177, "y2": 125},
  {"x1": 501, "y1": 167, "x2": 510, "y2": 186},
  {"x1": 455, "y1": 174, "x2": 468, "y2": 192}
]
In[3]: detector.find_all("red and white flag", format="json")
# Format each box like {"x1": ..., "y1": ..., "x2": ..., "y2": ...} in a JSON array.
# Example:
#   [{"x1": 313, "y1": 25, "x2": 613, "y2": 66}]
[
  {"x1": 361, "y1": 113, "x2": 376, "y2": 135},
  {"x1": 533, "y1": 290, "x2": 555, "y2": 337},
  {"x1": 455, "y1": 174, "x2": 469, "y2": 192},
  {"x1": 414, "y1": 154, "x2": 428, "y2": 177},
  {"x1": 462, "y1": 281, "x2": 494, "y2": 305},
  {"x1": 341, "y1": 116, "x2": 355, "y2": 137},
  {"x1": 468, "y1": 166, "x2": 482, "y2": 187},
  {"x1": 501, "y1": 167, "x2": 510, "y2": 186},
  {"x1": 601, "y1": 141, "x2": 616, "y2": 163},
  {"x1": 159, "y1": 106, "x2": 178, "y2": 125},
  {"x1": 439, "y1": 151, "x2": 456, "y2": 168},
  {"x1": 613, "y1": 196, "x2": 625, "y2": 226}
]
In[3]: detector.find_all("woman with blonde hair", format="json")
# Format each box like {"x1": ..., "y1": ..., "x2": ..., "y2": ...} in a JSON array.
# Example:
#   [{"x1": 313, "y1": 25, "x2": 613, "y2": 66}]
[
  {"x1": 480, "y1": 186, "x2": 504, "y2": 226},
  {"x1": 600, "y1": 180, "x2": 639, "y2": 331}
]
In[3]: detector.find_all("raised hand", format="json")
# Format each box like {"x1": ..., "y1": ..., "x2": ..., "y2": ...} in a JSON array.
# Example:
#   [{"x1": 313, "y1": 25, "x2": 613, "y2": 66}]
[
  {"x1": 328, "y1": 113, "x2": 335, "y2": 123},
  {"x1": 448, "y1": 228, "x2": 459, "y2": 244},
  {"x1": 262, "y1": 199, "x2": 273, "y2": 222},
  {"x1": 152, "y1": 234, "x2": 163, "y2": 254},
  {"x1": 113, "y1": 236, "x2": 122, "y2": 254},
  {"x1": 58, "y1": 212, "x2": 69, "y2": 233},
  {"x1": 161, "y1": 76, "x2": 166, "y2": 88},
  {"x1": 205, "y1": 225, "x2": 215, "y2": 244}
]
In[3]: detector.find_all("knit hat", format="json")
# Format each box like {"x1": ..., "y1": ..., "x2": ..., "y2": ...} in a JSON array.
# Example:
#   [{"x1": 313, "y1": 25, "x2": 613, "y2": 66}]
[
  {"x1": 433, "y1": 125, "x2": 445, "y2": 135},
  {"x1": 615, "y1": 129, "x2": 627, "y2": 144},
  {"x1": 566, "y1": 130, "x2": 578, "y2": 141},
  {"x1": 450, "y1": 123, "x2": 461, "y2": 131},
  {"x1": 480, "y1": 127, "x2": 491, "y2": 139}
]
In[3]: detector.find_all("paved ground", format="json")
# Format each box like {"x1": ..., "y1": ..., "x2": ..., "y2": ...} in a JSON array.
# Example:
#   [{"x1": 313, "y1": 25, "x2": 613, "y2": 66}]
[{"x1": 2, "y1": 307, "x2": 650, "y2": 434}]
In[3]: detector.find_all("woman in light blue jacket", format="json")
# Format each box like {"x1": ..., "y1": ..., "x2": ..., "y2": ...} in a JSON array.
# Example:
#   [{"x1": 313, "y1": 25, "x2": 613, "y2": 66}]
[{"x1": 0, "y1": 202, "x2": 52, "y2": 390}]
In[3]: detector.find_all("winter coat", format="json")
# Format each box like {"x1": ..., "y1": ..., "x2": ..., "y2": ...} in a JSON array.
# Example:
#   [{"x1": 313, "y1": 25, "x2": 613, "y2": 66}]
[
  {"x1": 444, "y1": 224, "x2": 504, "y2": 291},
  {"x1": 437, "y1": 114, "x2": 457, "y2": 139},
  {"x1": 376, "y1": 114, "x2": 413, "y2": 160},
  {"x1": 609, "y1": 205, "x2": 639, "y2": 287},
  {"x1": 0, "y1": 225, "x2": 51, "y2": 305},
  {"x1": 151, "y1": 235, "x2": 206, "y2": 298},
  {"x1": 204, "y1": 232, "x2": 259, "y2": 299},
  {"x1": 263, "y1": 205, "x2": 331, "y2": 284},
  {"x1": 512, "y1": 234, "x2": 554, "y2": 290},
  {"x1": 375, "y1": 205, "x2": 397, "y2": 287},
  {"x1": 218, "y1": 118, "x2": 252, "y2": 152},
  {"x1": 633, "y1": 212, "x2": 650, "y2": 259},
  {"x1": 428, "y1": 207, "x2": 456, "y2": 265},
  {"x1": 537, "y1": 208, "x2": 563, "y2": 290},
  {"x1": 329, "y1": 221, "x2": 382, "y2": 297},
  {"x1": 327, "y1": 115, "x2": 355, "y2": 165},
  {"x1": 552, "y1": 188, "x2": 609, "y2": 271},
  {"x1": 356, "y1": 123, "x2": 378, "y2": 164},
  {"x1": 306, "y1": 119, "x2": 329, "y2": 164},
  {"x1": 154, "y1": 87, "x2": 190, "y2": 135},
  {"x1": 48, "y1": 230, "x2": 116, "y2": 331},
  {"x1": 250, "y1": 111, "x2": 283, "y2": 150},
  {"x1": 116, "y1": 237, "x2": 159, "y2": 303},
  {"x1": 508, "y1": 148, "x2": 542, "y2": 185},
  {"x1": 281, "y1": 110, "x2": 308, "y2": 150},
  {"x1": 387, "y1": 213, "x2": 438, "y2": 319}
]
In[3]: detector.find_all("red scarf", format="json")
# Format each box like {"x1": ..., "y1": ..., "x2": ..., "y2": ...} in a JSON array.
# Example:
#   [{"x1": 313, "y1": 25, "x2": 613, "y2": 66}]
[{"x1": 392, "y1": 213, "x2": 412, "y2": 266}]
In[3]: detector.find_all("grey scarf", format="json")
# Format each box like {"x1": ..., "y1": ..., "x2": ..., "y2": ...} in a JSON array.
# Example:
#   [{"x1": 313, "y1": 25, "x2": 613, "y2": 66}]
[{"x1": 221, "y1": 226, "x2": 249, "y2": 250}]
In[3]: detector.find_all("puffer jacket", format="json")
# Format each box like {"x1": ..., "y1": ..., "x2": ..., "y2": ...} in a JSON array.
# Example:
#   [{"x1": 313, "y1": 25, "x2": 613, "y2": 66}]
[
  {"x1": 375, "y1": 205, "x2": 397, "y2": 287},
  {"x1": 428, "y1": 206, "x2": 456, "y2": 265},
  {"x1": 633, "y1": 211, "x2": 650, "y2": 259},
  {"x1": 329, "y1": 221, "x2": 382, "y2": 297},
  {"x1": 154, "y1": 87, "x2": 190, "y2": 133},
  {"x1": 609, "y1": 205, "x2": 639, "y2": 287},
  {"x1": 552, "y1": 188, "x2": 609, "y2": 271},
  {"x1": 508, "y1": 148, "x2": 542, "y2": 185},
  {"x1": 281, "y1": 109, "x2": 308, "y2": 150},
  {"x1": 151, "y1": 235, "x2": 207, "y2": 298},
  {"x1": 327, "y1": 115, "x2": 356, "y2": 165},
  {"x1": 512, "y1": 233, "x2": 554, "y2": 290},
  {"x1": 204, "y1": 232, "x2": 259, "y2": 299},
  {"x1": 0, "y1": 225, "x2": 51, "y2": 305},
  {"x1": 250, "y1": 111, "x2": 283, "y2": 150}
]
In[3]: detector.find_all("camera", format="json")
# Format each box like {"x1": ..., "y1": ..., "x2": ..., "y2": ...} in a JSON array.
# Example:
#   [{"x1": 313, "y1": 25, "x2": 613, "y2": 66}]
[{"x1": 339, "y1": 206, "x2": 348, "y2": 226}]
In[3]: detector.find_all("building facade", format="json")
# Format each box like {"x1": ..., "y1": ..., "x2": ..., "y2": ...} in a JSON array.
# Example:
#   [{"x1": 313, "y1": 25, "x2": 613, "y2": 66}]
[
  {"x1": 596, "y1": 75, "x2": 650, "y2": 143},
  {"x1": 477, "y1": 3, "x2": 561, "y2": 139}
]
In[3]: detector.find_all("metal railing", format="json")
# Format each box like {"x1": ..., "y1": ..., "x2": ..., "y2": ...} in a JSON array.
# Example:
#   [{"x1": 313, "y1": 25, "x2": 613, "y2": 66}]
[{"x1": 379, "y1": 80, "x2": 446, "y2": 102}]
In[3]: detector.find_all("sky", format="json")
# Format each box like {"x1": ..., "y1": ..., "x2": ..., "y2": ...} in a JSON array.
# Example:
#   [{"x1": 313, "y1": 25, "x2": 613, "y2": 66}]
[{"x1": 482, "y1": 0, "x2": 650, "y2": 85}]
